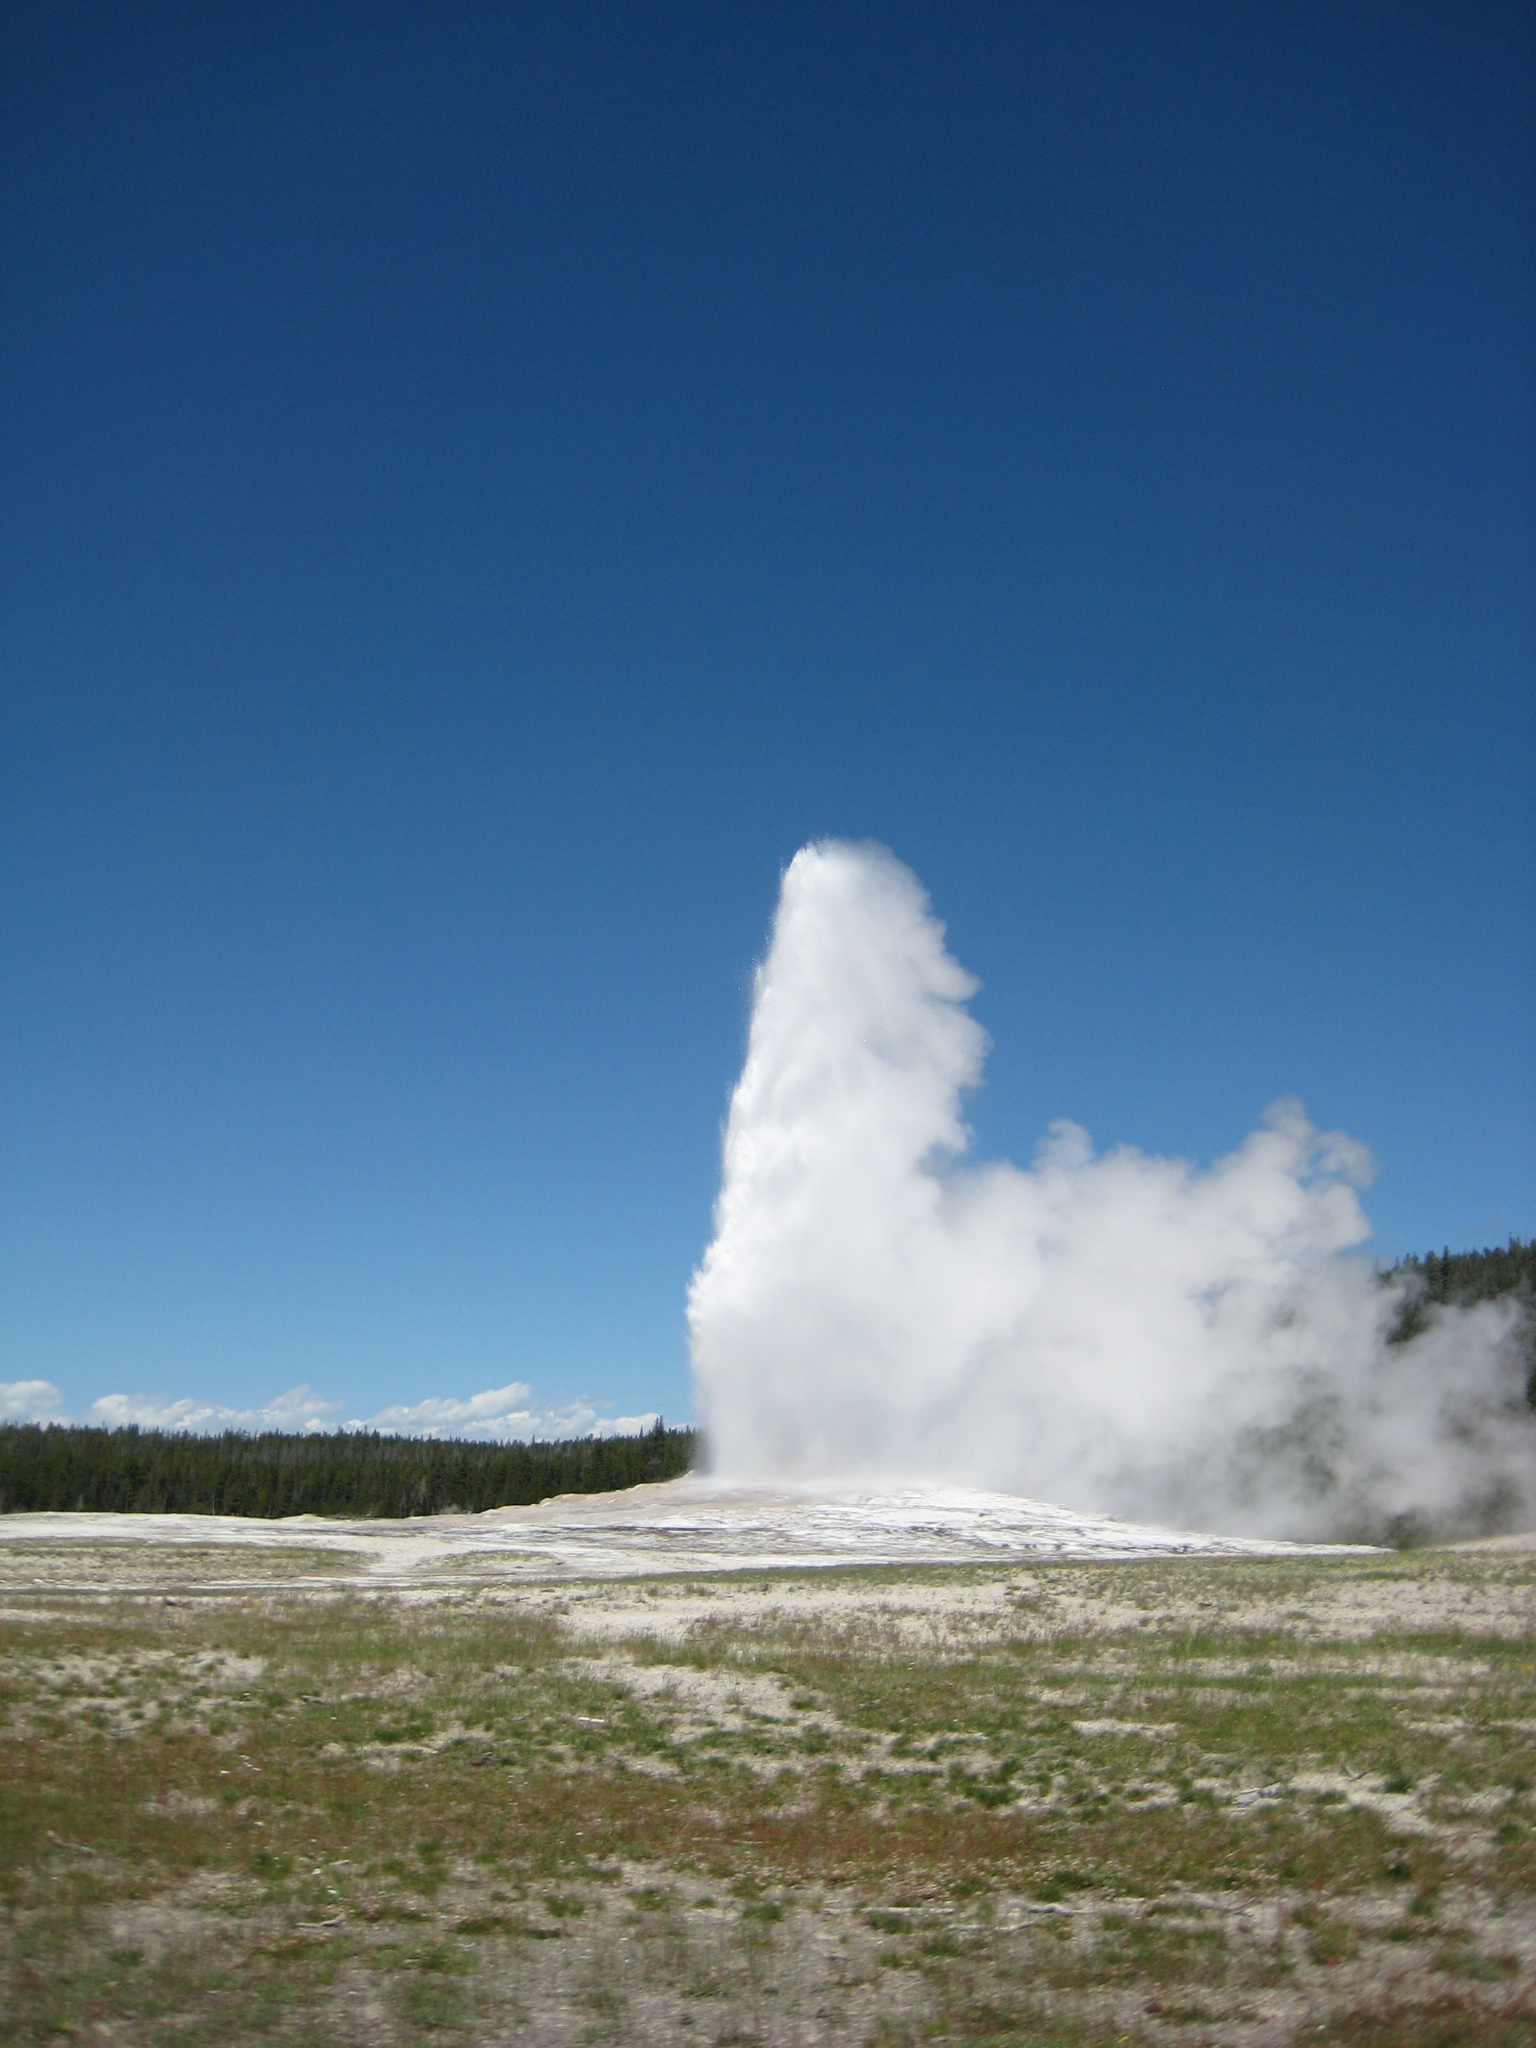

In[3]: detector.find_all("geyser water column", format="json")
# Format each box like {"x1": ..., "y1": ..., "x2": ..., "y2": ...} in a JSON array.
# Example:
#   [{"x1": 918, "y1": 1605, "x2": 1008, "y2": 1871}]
[
  {"x1": 688, "y1": 840, "x2": 1536, "y2": 1541},
  {"x1": 690, "y1": 841, "x2": 993, "y2": 1482}
]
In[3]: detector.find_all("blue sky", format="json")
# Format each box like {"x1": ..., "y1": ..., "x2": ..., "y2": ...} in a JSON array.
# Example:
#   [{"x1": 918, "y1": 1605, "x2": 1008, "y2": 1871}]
[{"x1": 1, "y1": 2, "x2": 1531, "y2": 1437}]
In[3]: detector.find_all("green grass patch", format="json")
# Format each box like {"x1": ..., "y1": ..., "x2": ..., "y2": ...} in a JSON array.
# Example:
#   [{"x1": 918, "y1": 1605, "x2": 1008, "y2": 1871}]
[{"x1": 0, "y1": 1543, "x2": 1532, "y2": 2042}]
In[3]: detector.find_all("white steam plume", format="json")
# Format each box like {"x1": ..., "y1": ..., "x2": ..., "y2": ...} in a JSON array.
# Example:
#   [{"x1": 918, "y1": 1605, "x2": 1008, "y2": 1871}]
[{"x1": 689, "y1": 841, "x2": 1535, "y2": 1541}]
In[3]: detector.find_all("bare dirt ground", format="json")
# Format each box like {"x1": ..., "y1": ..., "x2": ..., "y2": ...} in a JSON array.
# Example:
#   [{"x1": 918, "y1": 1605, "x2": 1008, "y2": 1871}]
[{"x1": 1, "y1": 1497, "x2": 1533, "y2": 2047}]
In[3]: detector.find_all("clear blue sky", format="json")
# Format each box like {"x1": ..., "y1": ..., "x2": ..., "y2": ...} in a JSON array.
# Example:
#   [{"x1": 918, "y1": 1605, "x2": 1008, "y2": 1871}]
[{"x1": 1, "y1": 2, "x2": 1531, "y2": 1435}]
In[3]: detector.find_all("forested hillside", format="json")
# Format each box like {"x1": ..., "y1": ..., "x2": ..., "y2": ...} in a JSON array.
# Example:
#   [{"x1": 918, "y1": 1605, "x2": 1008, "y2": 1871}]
[
  {"x1": 1385, "y1": 1237, "x2": 1535, "y2": 1357},
  {"x1": 0, "y1": 1419, "x2": 696, "y2": 1518}
]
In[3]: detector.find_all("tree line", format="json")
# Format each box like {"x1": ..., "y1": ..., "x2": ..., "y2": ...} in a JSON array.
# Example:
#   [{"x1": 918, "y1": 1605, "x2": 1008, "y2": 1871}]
[
  {"x1": 0, "y1": 1417, "x2": 697, "y2": 1518},
  {"x1": 1384, "y1": 1237, "x2": 1535, "y2": 1366}
]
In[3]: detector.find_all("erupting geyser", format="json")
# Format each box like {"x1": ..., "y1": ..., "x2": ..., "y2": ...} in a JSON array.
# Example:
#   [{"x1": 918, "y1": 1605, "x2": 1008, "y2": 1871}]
[{"x1": 688, "y1": 841, "x2": 1535, "y2": 1542}]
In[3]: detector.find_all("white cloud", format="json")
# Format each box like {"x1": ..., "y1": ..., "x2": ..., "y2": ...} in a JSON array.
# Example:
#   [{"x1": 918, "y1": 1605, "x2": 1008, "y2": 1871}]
[
  {"x1": 352, "y1": 1384, "x2": 661, "y2": 1442},
  {"x1": 357, "y1": 1382, "x2": 535, "y2": 1438},
  {"x1": 84, "y1": 1385, "x2": 344, "y2": 1434},
  {"x1": 1, "y1": 1379, "x2": 66, "y2": 1423},
  {"x1": 12, "y1": 1376, "x2": 663, "y2": 1445}
]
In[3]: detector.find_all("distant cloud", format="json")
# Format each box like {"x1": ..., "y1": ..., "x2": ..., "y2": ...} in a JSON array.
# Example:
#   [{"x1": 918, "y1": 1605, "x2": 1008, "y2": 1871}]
[
  {"x1": 354, "y1": 1384, "x2": 659, "y2": 1442},
  {"x1": 85, "y1": 1385, "x2": 345, "y2": 1433},
  {"x1": 1, "y1": 1379, "x2": 66, "y2": 1422},
  {"x1": 357, "y1": 1382, "x2": 535, "y2": 1438},
  {"x1": 2, "y1": 1375, "x2": 659, "y2": 1443}
]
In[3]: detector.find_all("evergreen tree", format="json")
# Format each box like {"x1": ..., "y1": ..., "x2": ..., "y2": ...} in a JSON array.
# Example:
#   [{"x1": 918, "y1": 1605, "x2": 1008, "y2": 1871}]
[{"x1": 0, "y1": 1418, "x2": 697, "y2": 1517}]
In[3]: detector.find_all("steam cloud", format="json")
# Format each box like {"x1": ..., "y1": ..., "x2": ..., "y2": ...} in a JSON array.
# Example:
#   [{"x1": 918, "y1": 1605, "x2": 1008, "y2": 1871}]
[{"x1": 689, "y1": 841, "x2": 1534, "y2": 1541}]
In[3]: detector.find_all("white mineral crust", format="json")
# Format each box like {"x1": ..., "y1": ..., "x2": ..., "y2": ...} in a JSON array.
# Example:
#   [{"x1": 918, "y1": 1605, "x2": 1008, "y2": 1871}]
[{"x1": 0, "y1": 1477, "x2": 1370, "y2": 1582}]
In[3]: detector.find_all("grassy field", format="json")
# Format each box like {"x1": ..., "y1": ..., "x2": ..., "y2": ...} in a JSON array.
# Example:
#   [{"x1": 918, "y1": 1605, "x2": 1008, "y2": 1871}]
[{"x1": 1, "y1": 1538, "x2": 1534, "y2": 2045}]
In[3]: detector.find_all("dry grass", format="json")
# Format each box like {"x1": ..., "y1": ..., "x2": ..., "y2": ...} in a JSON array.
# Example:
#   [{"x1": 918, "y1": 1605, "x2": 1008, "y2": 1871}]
[{"x1": 1, "y1": 1543, "x2": 1534, "y2": 2043}]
